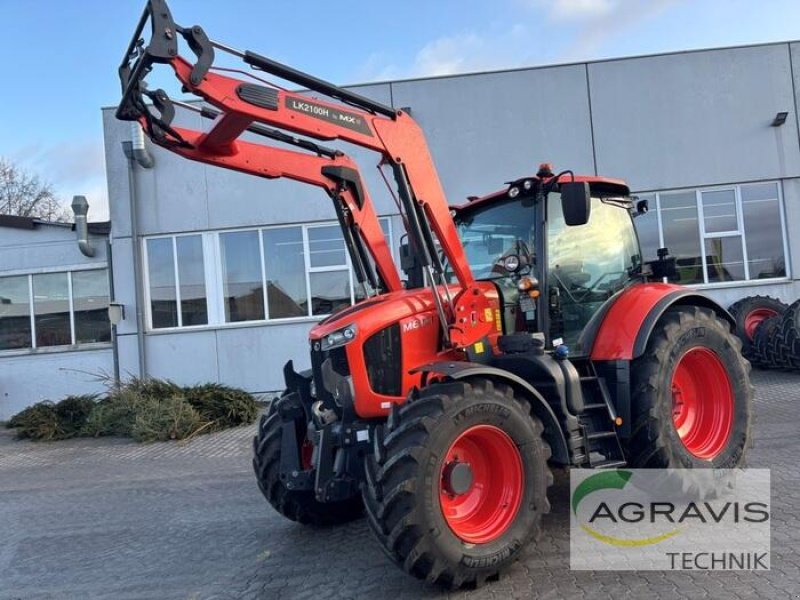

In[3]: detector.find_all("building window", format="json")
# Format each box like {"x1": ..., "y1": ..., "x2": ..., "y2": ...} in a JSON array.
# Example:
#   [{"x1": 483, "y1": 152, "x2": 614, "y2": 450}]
[
  {"x1": 741, "y1": 183, "x2": 787, "y2": 280},
  {"x1": 635, "y1": 182, "x2": 788, "y2": 286},
  {"x1": 143, "y1": 218, "x2": 393, "y2": 330},
  {"x1": 0, "y1": 269, "x2": 110, "y2": 352},
  {"x1": 72, "y1": 270, "x2": 113, "y2": 344},
  {"x1": 0, "y1": 275, "x2": 32, "y2": 350},
  {"x1": 220, "y1": 230, "x2": 264, "y2": 322},
  {"x1": 307, "y1": 224, "x2": 353, "y2": 317},
  {"x1": 33, "y1": 272, "x2": 71, "y2": 347},
  {"x1": 176, "y1": 235, "x2": 208, "y2": 326},
  {"x1": 145, "y1": 234, "x2": 209, "y2": 329},
  {"x1": 263, "y1": 227, "x2": 306, "y2": 319},
  {"x1": 146, "y1": 237, "x2": 178, "y2": 328}
]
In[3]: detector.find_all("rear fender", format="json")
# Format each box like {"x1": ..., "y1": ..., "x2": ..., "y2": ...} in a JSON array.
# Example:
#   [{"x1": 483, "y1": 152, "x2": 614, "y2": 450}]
[
  {"x1": 589, "y1": 283, "x2": 734, "y2": 361},
  {"x1": 414, "y1": 361, "x2": 570, "y2": 465}
]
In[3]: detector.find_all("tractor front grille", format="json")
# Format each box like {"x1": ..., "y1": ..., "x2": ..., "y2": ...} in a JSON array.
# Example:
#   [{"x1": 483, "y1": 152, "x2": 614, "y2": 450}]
[{"x1": 363, "y1": 324, "x2": 402, "y2": 396}]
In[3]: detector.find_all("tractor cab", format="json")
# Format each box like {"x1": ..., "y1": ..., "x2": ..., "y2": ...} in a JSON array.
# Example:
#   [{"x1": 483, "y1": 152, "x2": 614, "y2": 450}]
[{"x1": 451, "y1": 167, "x2": 643, "y2": 352}]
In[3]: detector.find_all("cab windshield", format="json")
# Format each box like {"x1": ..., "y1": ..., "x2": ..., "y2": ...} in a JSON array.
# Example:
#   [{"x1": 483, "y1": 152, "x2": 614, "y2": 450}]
[{"x1": 453, "y1": 198, "x2": 536, "y2": 280}]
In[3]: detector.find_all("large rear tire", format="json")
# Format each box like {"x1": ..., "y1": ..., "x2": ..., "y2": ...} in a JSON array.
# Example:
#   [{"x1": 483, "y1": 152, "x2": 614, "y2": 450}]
[
  {"x1": 253, "y1": 401, "x2": 363, "y2": 526},
  {"x1": 628, "y1": 306, "x2": 752, "y2": 470},
  {"x1": 363, "y1": 379, "x2": 552, "y2": 588}
]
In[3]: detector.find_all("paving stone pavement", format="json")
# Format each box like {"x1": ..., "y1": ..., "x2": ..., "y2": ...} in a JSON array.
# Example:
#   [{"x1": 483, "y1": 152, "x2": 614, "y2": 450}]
[{"x1": 0, "y1": 370, "x2": 798, "y2": 600}]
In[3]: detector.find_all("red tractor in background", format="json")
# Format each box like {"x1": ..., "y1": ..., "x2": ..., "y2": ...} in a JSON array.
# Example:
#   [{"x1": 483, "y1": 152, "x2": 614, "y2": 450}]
[{"x1": 117, "y1": 1, "x2": 752, "y2": 587}]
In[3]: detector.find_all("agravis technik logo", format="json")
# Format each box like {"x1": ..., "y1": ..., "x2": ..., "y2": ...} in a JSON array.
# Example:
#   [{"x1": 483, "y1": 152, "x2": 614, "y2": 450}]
[{"x1": 570, "y1": 469, "x2": 771, "y2": 570}]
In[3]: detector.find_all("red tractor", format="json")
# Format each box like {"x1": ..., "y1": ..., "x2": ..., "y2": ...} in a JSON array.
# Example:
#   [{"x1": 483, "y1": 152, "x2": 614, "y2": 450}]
[{"x1": 117, "y1": 1, "x2": 752, "y2": 587}]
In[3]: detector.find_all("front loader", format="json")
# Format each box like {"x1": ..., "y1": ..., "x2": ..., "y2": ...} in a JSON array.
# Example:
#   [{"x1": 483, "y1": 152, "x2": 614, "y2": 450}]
[{"x1": 117, "y1": 1, "x2": 753, "y2": 587}]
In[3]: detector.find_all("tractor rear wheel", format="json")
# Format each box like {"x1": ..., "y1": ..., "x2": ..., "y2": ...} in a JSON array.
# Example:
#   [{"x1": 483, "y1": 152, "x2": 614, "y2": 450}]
[
  {"x1": 628, "y1": 306, "x2": 752, "y2": 470},
  {"x1": 253, "y1": 400, "x2": 363, "y2": 526},
  {"x1": 363, "y1": 378, "x2": 552, "y2": 588}
]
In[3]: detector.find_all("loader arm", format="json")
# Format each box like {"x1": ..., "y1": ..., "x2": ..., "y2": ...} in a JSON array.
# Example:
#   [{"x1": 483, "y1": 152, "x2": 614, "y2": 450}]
[{"x1": 116, "y1": 0, "x2": 493, "y2": 348}]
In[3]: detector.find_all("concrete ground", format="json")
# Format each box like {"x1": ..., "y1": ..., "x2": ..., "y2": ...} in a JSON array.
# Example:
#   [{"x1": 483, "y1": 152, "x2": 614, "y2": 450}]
[{"x1": 0, "y1": 370, "x2": 798, "y2": 600}]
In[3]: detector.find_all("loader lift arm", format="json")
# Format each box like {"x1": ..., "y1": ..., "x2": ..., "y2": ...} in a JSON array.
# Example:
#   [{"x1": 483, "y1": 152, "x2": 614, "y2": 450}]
[{"x1": 116, "y1": 0, "x2": 492, "y2": 348}]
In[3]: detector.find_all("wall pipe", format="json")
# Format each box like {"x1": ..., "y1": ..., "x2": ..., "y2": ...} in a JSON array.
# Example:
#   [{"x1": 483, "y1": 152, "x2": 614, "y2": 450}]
[
  {"x1": 106, "y1": 238, "x2": 121, "y2": 386},
  {"x1": 122, "y1": 123, "x2": 154, "y2": 379},
  {"x1": 71, "y1": 195, "x2": 95, "y2": 257},
  {"x1": 131, "y1": 122, "x2": 154, "y2": 169}
]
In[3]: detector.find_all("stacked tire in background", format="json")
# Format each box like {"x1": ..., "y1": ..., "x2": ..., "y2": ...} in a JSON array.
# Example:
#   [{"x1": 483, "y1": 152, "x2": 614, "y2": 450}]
[
  {"x1": 777, "y1": 301, "x2": 800, "y2": 369},
  {"x1": 728, "y1": 295, "x2": 800, "y2": 370}
]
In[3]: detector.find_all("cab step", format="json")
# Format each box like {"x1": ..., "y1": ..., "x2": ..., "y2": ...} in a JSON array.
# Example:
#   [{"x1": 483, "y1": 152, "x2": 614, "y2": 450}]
[{"x1": 578, "y1": 368, "x2": 627, "y2": 469}]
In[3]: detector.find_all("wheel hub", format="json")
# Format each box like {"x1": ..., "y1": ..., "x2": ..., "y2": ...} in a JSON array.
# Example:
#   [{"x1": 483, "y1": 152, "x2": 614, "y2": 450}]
[
  {"x1": 671, "y1": 347, "x2": 735, "y2": 460},
  {"x1": 439, "y1": 424, "x2": 524, "y2": 544},
  {"x1": 442, "y1": 460, "x2": 474, "y2": 496}
]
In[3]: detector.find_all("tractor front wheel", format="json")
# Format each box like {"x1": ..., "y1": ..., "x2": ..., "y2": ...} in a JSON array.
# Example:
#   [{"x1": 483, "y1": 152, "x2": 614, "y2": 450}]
[
  {"x1": 628, "y1": 306, "x2": 752, "y2": 470},
  {"x1": 363, "y1": 379, "x2": 552, "y2": 588},
  {"x1": 253, "y1": 400, "x2": 363, "y2": 526}
]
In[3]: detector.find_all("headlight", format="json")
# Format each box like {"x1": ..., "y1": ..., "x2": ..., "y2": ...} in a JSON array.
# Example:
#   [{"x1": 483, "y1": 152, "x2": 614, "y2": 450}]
[{"x1": 320, "y1": 324, "x2": 358, "y2": 351}]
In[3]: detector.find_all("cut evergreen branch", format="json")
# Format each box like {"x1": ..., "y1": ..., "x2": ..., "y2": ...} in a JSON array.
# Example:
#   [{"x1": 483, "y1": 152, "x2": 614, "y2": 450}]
[{"x1": 6, "y1": 377, "x2": 259, "y2": 443}]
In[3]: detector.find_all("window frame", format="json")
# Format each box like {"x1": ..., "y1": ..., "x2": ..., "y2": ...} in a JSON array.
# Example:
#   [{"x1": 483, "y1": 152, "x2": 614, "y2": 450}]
[
  {"x1": 142, "y1": 217, "x2": 394, "y2": 332},
  {"x1": 635, "y1": 181, "x2": 790, "y2": 289},
  {"x1": 143, "y1": 231, "x2": 213, "y2": 331},
  {"x1": 217, "y1": 228, "x2": 267, "y2": 324},
  {"x1": 697, "y1": 185, "x2": 744, "y2": 284},
  {"x1": 0, "y1": 266, "x2": 111, "y2": 355}
]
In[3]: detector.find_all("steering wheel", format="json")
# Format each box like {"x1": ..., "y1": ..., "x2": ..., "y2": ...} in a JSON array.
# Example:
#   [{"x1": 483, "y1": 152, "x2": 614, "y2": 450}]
[{"x1": 491, "y1": 239, "x2": 534, "y2": 278}]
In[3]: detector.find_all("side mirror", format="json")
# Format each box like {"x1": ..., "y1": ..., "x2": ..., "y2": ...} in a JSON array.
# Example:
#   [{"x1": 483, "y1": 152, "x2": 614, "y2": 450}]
[{"x1": 560, "y1": 181, "x2": 591, "y2": 226}]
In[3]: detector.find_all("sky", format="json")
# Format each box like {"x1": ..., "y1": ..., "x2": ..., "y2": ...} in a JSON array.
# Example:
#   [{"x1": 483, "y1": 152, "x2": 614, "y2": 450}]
[{"x1": 2, "y1": 0, "x2": 800, "y2": 221}]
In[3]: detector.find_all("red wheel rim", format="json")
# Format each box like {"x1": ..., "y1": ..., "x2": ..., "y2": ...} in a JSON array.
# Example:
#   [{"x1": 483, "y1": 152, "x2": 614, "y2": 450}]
[
  {"x1": 744, "y1": 308, "x2": 778, "y2": 340},
  {"x1": 671, "y1": 347, "x2": 734, "y2": 460},
  {"x1": 439, "y1": 425, "x2": 524, "y2": 544}
]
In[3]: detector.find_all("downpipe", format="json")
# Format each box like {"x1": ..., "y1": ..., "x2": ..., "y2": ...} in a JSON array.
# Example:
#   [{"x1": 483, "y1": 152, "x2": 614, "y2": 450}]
[
  {"x1": 122, "y1": 122, "x2": 154, "y2": 378},
  {"x1": 130, "y1": 122, "x2": 154, "y2": 169}
]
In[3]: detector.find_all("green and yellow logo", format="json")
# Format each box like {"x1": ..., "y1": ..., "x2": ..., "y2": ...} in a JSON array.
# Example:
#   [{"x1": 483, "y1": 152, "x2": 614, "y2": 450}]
[{"x1": 571, "y1": 470, "x2": 681, "y2": 547}]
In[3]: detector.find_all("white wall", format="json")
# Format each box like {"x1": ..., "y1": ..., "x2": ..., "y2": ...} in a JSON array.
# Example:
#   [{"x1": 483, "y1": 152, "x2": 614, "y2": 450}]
[
  {"x1": 589, "y1": 44, "x2": 800, "y2": 191},
  {"x1": 0, "y1": 349, "x2": 112, "y2": 421}
]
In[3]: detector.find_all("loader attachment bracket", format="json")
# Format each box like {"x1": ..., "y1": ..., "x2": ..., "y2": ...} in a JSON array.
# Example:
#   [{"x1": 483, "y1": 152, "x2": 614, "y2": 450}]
[
  {"x1": 117, "y1": 0, "x2": 213, "y2": 148},
  {"x1": 179, "y1": 24, "x2": 214, "y2": 87},
  {"x1": 117, "y1": 0, "x2": 179, "y2": 122}
]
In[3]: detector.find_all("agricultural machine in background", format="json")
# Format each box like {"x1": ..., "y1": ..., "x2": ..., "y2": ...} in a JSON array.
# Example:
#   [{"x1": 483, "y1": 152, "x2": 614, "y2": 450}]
[{"x1": 117, "y1": 1, "x2": 753, "y2": 587}]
